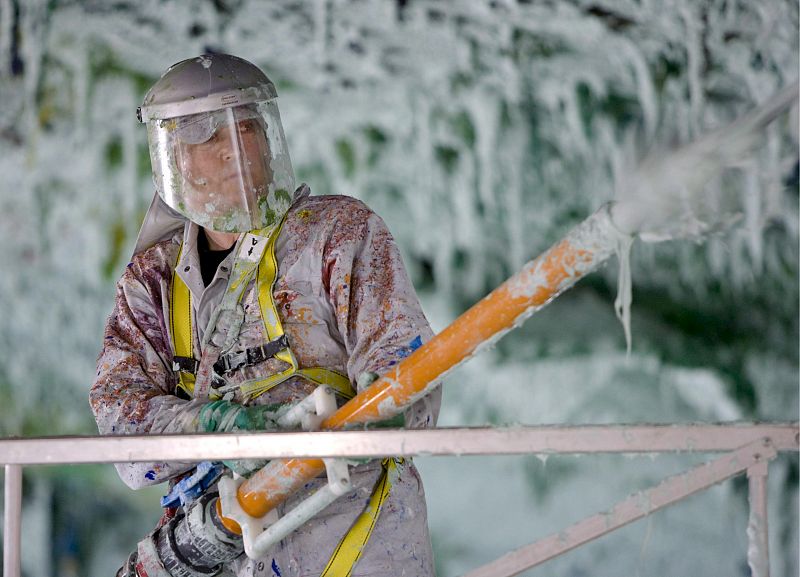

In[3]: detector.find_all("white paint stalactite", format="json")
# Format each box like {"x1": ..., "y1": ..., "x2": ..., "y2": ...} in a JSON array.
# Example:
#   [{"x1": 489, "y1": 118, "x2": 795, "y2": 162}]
[
  {"x1": 314, "y1": 0, "x2": 328, "y2": 70},
  {"x1": 613, "y1": 229, "x2": 635, "y2": 355},
  {"x1": 0, "y1": 0, "x2": 12, "y2": 78},
  {"x1": 679, "y1": 3, "x2": 705, "y2": 138}
]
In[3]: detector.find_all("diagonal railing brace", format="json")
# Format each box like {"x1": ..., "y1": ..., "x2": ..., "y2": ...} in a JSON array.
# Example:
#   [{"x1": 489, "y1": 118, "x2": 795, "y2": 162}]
[{"x1": 461, "y1": 438, "x2": 777, "y2": 577}]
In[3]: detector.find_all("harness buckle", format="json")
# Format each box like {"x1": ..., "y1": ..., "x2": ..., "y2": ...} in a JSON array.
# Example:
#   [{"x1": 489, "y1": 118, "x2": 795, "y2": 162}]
[
  {"x1": 213, "y1": 335, "x2": 289, "y2": 375},
  {"x1": 222, "y1": 349, "x2": 248, "y2": 374},
  {"x1": 172, "y1": 356, "x2": 199, "y2": 374}
]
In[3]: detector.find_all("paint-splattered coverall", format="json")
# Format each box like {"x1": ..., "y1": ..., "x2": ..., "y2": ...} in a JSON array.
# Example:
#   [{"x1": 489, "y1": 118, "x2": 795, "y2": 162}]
[{"x1": 90, "y1": 187, "x2": 440, "y2": 576}]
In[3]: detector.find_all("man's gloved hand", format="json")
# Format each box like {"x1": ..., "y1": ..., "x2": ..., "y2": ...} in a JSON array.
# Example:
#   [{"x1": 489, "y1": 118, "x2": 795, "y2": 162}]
[
  {"x1": 197, "y1": 400, "x2": 283, "y2": 433},
  {"x1": 356, "y1": 371, "x2": 380, "y2": 390},
  {"x1": 197, "y1": 400, "x2": 288, "y2": 477}
]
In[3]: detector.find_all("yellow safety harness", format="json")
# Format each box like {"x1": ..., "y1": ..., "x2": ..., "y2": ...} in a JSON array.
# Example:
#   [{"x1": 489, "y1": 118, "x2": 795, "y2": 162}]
[
  {"x1": 320, "y1": 458, "x2": 401, "y2": 577},
  {"x1": 169, "y1": 220, "x2": 399, "y2": 575},
  {"x1": 170, "y1": 218, "x2": 354, "y2": 401}
]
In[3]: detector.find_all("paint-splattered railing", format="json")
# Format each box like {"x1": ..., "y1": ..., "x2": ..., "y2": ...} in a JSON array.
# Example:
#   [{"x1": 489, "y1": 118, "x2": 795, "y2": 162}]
[{"x1": 2, "y1": 423, "x2": 797, "y2": 577}]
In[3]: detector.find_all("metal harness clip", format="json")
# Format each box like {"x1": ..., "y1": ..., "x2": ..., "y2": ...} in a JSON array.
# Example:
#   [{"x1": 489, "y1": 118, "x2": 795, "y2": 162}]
[
  {"x1": 171, "y1": 355, "x2": 200, "y2": 374},
  {"x1": 213, "y1": 334, "x2": 289, "y2": 375}
]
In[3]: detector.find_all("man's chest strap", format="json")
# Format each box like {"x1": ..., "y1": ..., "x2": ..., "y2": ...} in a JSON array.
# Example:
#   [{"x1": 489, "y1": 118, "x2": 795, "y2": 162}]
[
  {"x1": 170, "y1": 222, "x2": 355, "y2": 401},
  {"x1": 213, "y1": 334, "x2": 289, "y2": 375}
]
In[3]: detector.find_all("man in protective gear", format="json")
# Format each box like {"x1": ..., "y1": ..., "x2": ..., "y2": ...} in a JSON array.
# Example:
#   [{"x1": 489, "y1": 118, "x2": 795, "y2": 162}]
[{"x1": 91, "y1": 53, "x2": 440, "y2": 577}]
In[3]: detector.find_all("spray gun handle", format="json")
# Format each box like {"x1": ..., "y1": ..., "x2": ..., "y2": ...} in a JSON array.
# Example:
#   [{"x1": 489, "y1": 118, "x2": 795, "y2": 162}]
[{"x1": 217, "y1": 385, "x2": 353, "y2": 559}]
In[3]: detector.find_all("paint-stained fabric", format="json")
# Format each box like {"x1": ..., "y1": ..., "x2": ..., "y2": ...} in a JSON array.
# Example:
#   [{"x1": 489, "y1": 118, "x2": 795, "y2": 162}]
[{"x1": 90, "y1": 187, "x2": 439, "y2": 576}]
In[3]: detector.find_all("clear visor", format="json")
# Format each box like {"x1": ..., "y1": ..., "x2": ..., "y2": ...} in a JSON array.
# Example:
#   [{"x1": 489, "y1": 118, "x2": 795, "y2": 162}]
[{"x1": 146, "y1": 101, "x2": 295, "y2": 232}]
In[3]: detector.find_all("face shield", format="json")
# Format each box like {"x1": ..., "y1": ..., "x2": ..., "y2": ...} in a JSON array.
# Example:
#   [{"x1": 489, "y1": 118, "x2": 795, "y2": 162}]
[{"x1": 145, "y1": 100, "x2": 295, "y2": 232}]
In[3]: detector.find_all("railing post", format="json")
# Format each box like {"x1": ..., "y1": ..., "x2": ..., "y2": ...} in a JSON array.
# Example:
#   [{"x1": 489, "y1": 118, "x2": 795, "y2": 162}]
[
  {"x1": 3, "y1": 464, "x2": 23, "y2": 577},
  {"x1": 746, "y1": 458, "x2": 770, "y2": 577}
]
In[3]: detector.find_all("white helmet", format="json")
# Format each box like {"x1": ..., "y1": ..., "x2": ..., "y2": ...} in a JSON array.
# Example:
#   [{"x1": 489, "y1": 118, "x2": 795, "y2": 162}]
[{"x1": 138, "y1": 54, "x2": 295, "y2": 232}]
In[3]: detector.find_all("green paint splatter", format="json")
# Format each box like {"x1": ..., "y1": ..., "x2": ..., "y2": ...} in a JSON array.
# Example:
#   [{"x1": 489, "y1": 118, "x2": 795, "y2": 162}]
[
  {"x1": 450, "y1": 111, "x2": 476, "y2": 148},
  {"x1": 105, "y1": 139, "x2": 123, "y2": 169},
  {"x1": 335, "y1": 138, "x2": 357, "y2": 178},
  {"x1": 102, "y1": 218, "x2": 127, "y2": 280},
  {"x1": 364, "y1": 125, "x2": 389, "y2": 167},
  {"x1": 275, "y1": 188, "x2": 291, "y2": 206},
  {"x1": 435, "y1": 145, "x2": 460, "y2": 175}
]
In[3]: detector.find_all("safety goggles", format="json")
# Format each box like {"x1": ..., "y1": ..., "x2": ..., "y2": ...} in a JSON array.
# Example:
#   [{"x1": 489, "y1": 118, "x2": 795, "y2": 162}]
[{"x1": 171, "y1": 106, "x2": 264, "y2": 145}]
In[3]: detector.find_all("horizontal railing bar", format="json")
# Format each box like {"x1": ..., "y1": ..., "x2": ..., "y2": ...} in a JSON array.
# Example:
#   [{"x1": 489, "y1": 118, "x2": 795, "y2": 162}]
[{"x1": 0, "y1": 424, "x2": 796, "y2": 465}]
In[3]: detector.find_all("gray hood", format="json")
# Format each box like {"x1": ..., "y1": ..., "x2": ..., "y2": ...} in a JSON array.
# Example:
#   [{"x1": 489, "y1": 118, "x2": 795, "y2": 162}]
[
  {"x1": 132, "y1": 193, "x2": 187, "y2": 257},
  {"x1": 132, "y1": 184, "x2": 312, "y2": 257}
]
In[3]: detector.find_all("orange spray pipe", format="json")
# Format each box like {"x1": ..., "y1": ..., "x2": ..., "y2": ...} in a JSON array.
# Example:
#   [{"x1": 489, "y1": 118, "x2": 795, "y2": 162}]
[{"x1": 217, "y1": 204, "x2": 623, "y2": 534}]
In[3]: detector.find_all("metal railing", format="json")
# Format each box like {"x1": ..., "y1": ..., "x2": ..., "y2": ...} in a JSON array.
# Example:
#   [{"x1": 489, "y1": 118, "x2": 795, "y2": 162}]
[{"x1": 2, "y1": 423, "x2": 798, "y2": 577}]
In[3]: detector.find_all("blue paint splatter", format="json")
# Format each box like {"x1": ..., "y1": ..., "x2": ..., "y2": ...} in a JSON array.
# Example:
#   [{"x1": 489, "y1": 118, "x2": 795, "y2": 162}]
[
  {"x1": 397, "y1": 335, "x2": 424, "y2": 360},
  {"x1": 271, "y1": 559, "x2": 282, "y2": 576},
  {"x1": 144, "y1": 470, "x2": 156, "y2": 481}
]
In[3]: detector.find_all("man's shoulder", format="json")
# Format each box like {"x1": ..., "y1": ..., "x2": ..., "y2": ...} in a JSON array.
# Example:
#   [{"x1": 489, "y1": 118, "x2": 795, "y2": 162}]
[
  {"x1": 125, "y1": 235, "x2": 181, "y2": 284},
  {"x1": 287, "y1": 193, "x2": 376, "y2": 230},
  {"x1": 292, "y1": 193, "x2": 373, "y2": 215}
]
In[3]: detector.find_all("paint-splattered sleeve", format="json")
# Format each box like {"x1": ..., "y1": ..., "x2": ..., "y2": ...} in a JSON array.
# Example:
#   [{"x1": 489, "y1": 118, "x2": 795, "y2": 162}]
[
  {"x1": 323, "y1": 198, "x2": 441, "y2": 428},
  {"x1": 90, "y1": 246, "x2": 203, "y2": 489}
]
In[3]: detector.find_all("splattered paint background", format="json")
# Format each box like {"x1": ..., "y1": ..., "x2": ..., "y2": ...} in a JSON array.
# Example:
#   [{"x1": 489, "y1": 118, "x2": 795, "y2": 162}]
[{"x1": 0, "y1": 1, "x2": 797, "y2": 575}]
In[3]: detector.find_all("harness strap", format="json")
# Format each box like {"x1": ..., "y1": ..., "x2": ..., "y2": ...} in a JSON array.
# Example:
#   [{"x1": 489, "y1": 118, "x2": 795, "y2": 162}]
[
  {"x1": 213, "y1": 335, "x2": 289, "y2": 375},
  {"x1": 236, "y1": 217, "x2": 355, "y2": 400},
  {"x1": 170, "y1": 219, "x2": 392, "y2": 577},
  {"x1": 235, "y1": 354, "x2": 355, "y2": 400},
  {"x1": 172, "y1": 356, "x2": 199, "y2": 374},
  {"x1": 319, "y1": 459, "x2": 401, "y2": 577},
  {"x1": 171, "y1": 244, "x2": 196, "y2": 397},
  {"x1": 169, "y1": 220, "x2": 355, "y2": 402}
]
